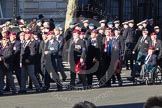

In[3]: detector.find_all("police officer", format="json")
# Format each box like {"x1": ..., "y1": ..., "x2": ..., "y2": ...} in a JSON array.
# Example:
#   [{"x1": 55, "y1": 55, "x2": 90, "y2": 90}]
[
  {"x1": 124, "y1": 20, "x2": 135, "y2": 70},
  {"x1": 141, "y1": 19, "x2": 151, "y2": 35},
  {"x1": 154, "y1": 26, "x2": 162, "y2": 41},
  {"x1": 81, "y1": 20, "x2": 89, "y2": 33},
  {"x1": 85, "y1": 23, "x2": 95, "y2": 40},
  {"x1": 64, "y1": 22, "x2": 75, "y2": 62},
  {"x1": 135, "y1": 22, "x2": 144, "y2": 43},
  {"x1": 113, "y1": 20, "x2": 121, "y2": 31},
  {"x1": 97, "y1": 20, "x2": 107, "y2": 30}
]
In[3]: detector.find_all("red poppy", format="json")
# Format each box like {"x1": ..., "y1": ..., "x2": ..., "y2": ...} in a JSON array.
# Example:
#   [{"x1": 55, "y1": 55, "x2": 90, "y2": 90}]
[{"x1": 75, "y1": 61, "x2": 86, "y2": 74}]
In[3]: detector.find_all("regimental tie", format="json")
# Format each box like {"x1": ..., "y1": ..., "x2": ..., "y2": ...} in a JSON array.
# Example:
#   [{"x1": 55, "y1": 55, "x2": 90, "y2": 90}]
[
  {"x1": 141, "y1": 36, "x2": 144, "y2": 43},
  {"x1": 152, "y1": 41, "x2": 156, "y2": 47},
  {"x1": 145, "y1": 54, "x2": 151, "y2": 64}
]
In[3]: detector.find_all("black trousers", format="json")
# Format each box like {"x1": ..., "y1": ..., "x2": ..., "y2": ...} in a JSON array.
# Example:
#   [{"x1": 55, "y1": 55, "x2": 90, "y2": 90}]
[
  {"x1": 6, "y1": 64, "x2": 21, "y2": 89},
  {"x1": 101, "y1": 53, "x2": 111, "y2": 86},
  {"x1": 28, "y1": 63, "x2": 43, "y2": 88},
  {"x1": 70, "y1": 71, "x2": 87, "y2": 87}
]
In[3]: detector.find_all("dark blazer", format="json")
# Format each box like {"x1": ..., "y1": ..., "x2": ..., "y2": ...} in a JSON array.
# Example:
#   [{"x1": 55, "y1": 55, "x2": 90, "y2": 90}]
[
  {"x1": 97, "y1": 34, "x2": 105, "y2": 57},
  {"x1": 156, "y1": 31, "x2": 162, "y2": 41},
  {"x1": 20, "y1": 40, "x2": 36, "y2": 65},
  {"x1": 69, "y1": 39, "x2": 86, "y2": 71},
  {"x1": 56, "y1": 35, "x2": 64, "y2": 57},
  {"x1": 150, "y1": 39, "x2": 162, "y2": 58},
  {"x1": 34, "y1": 39, "x2": 41, "y2": 64},
  {"x1": 114, "y1": 35, "x2": 125, "y2": 54},
  {"x1": 9, "y1": 40, "x2": 21, "y2": 65},
  {"x1": 85, "y1": 29, "x2": 93, "y2": 39},
  {"x1": 122, "y1": 28, "x2": 129, "y2": 40},
  {"x1": 145, "y1": 54, "x2": 157, "y2": 66},
  {"x1": 43, "y1": 39, "x2": 59, "y2": 64},
  {"x1": 39, "y1": 40, "x2": 46, "y2": 64},
  {"x1": 86, "y1": 38, "x2": 101, "y2": 62},
  {"x1": 124, "y1": 27, "x2": 135, "y2": 43},
  {"x1": 112, "y1": 36, "x2": 124, "y2": 60},
  {"x1": 1, "y1": 44, "x2": 13, "y2": 70},
  {"x1": 134, "y1": 36, "x2": 151, "y2": 53},
  {"x1": 43, "y1": 39, "x2": 59, "y2": 73},
  {"x1": 64, "y1": 28, "x2": 73, "y2": 42},
  {"x1": 135, "y1": 29, "x2": 143, "y2": 43}
]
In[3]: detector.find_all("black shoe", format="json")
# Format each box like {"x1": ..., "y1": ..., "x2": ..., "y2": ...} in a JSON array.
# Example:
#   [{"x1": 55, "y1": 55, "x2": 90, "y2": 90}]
[
  {"x1": 36, "y1": 89, "x2": 42, "y2": 93},
  {"x1": 12, "y1": 91, "x2": 17, "y2": 95},
  {"x1": 56, "y1": 87, "x2": 63, "y2": 91},
  {"x1": 118, "y1": 80, "x2": 123, "y2": 86},
  {"x1": 112, "y1": 80, "x2": 116, "y2": 84},
  {"x1": 126, "y1": 67, "x2": 129, "y2": 70},
  {"x1": 50, "y1": 79, "x2": 55, "y2": 83},
  {"x1": 27, "y1": 86, "x2": 33, "y2": 90},
  {"x1": 3, "y1": 87, "x2": 10, "y2": 92},
  {"x1": 67, "y1": 85, "x2": 75, "y2": 90},
  {"x1": 76, "y1": 80, "x2": 82, "y2": 84},
  {"x1": 42, "y1": 86, "x2": 50, "y2": 91},
  {"x1": 0, "y1": 92, "x2": 3, "y2": 96},
  {"x1": 127, "y1": 77, "x2": 135, "y2": 81},
  {"x1": 18, "y1": 90, "x2": 27, "y2": 94},
  {"x1": 62, "y1": 76, "x2": 67, "y2": 82}
]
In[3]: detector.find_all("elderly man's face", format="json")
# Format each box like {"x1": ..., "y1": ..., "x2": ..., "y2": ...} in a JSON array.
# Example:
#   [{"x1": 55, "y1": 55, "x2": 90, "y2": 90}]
[
  {"x1": 10, "y1": 35, "x2": 16, "y2": 42},
  {"x1": 25, "y1": 34, "x2": 30, "y2": 40},
  {"x1": 148, "y1": 49, "x2": 153, "y2": 55}
]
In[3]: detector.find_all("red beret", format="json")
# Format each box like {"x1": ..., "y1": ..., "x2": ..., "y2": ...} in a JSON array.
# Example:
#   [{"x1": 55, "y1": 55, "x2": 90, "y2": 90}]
[
  {"x1": 105, "y1": 28, "x2": 110, "y2": 31},
  {"x1": 47, "y1": 31, "x2": 53, "y2": 35},
  {"x1": 110, "y1": 32, "x2": 114, "y2": 36},
  {"x1": 73, "y1": 30, "x2": 80, "y2": 34},
  {"x1": 148, "y1": 46, "x2": 155, "y2": 50},
  {"x1": 25, "y1": 31, "x2": 33, "y2": 35},
  {"x1": 91, "y1": 30, "x2": 98, "y2": 34},
  {"x1": 10, "y1": 32, "x2": 16, "y2": 36},
  {"x1": 3, "y1": 35, "x2": 10, "y2": 39},
  {"x1": 150, "y1": 32, "x2": 156, "y2": 36},
  {"x1": 80, "y1": 32, "x2": 85, "y2": 35}
]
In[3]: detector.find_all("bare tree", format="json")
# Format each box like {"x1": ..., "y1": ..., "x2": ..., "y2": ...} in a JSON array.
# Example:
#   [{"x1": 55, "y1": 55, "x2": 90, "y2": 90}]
[{"x1": 64, "y1": 0, "x2": 78, "y2": 31}]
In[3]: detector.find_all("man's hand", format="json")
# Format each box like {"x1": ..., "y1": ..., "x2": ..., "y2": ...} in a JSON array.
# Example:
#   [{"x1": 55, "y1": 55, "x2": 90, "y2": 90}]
[
  {"x1": 13, "y1": 46, "x2": 16, "y2": 51},
  {"x1": 80, "y1": 58, "x2": 84, "y2": 63},
  {"x1": 132, "y1": 50, "x2": 135, "y2": 54},
  {"x1": 93, "y1": 58, "x2": 97, "y2": 62},
  {"x1": 0, "y1": 57, "x2": 2, "y2": 61},
  {"x1": 20, "y1": 63, "x2": 22, "y2": 68},
  {"x1": 44, "y1": 51, "x2": 49, "y2": 55}
]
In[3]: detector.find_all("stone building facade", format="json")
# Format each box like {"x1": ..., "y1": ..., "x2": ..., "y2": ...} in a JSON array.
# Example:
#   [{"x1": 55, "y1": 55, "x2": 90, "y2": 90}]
[{"x1": 1, "y1": 0, "x2": 67, "y2": 22}]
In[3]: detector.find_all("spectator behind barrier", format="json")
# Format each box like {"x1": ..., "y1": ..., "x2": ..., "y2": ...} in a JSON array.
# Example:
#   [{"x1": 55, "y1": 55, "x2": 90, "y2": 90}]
[
  {"x1": 72, "y1": 101, "x2": 96, "y2": 108},
  {"x1": 144, "y1": 96, "x2": 162, "y2": 108}
]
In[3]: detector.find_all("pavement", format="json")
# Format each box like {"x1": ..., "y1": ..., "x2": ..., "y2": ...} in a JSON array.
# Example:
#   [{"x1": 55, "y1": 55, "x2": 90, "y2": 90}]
[{"x1": 0, "y1": 63, "x2": 162, "y2": 108}]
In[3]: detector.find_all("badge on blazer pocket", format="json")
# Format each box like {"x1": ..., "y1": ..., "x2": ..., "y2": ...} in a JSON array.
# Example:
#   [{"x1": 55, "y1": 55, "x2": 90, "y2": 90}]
[
  {"x1": 144, "y1": 40, "x2": 148, "y2": 44},
  {"x1": 49, "y1": 47, "x2": 54, "y2": 50},
  {"x1": 75, "y1": 45, "x2": 81, "y2": 49}
]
